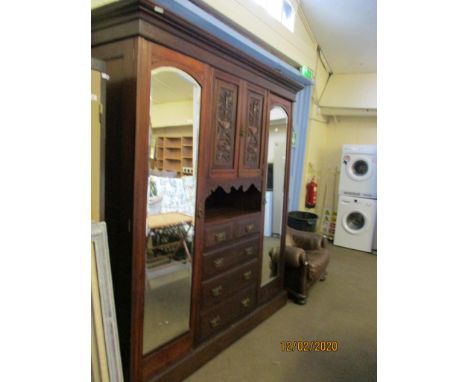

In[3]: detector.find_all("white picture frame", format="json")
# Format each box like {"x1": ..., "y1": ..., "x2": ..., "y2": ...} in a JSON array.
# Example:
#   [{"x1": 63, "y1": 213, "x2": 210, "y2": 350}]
[{"x1": 92, "y1": 222, "x2": 123, "y2": 382}]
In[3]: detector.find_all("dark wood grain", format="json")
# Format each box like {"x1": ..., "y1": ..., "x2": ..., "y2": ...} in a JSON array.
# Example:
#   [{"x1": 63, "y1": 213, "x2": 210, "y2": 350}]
[
  {"x1": 92, "y1": 3, "x2": 302, "y2": 380},
  {"x1": 200, "y1": 260, "x2": 258, "y2": 310},
  {"x1": 238, "y1": 82, "x2": 267, "y2": 178},
  {"x1": 91, "y1": 37, "x2": 139, "y2": 382},
  {"x1": 197, "y1": 284, "x2": 257, "y2": 341},
  {"x1": 209, "y1": 70, "x2": 241, "y2": 179},
  {"x1": 202, "y1": 238, "x2": 258, "y2": 280},
  {"x1": 130, "y1": 36, "x2": 152, "y2": 382}
]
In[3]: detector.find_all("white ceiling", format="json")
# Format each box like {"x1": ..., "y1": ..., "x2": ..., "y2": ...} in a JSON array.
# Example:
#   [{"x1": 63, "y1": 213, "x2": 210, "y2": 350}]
[
  {"x1": 151, "y1": 71, "x2": 194, "y2": 104},
  {"x1": 300, "y1": 0, "x2": 376, "y2": 74}
]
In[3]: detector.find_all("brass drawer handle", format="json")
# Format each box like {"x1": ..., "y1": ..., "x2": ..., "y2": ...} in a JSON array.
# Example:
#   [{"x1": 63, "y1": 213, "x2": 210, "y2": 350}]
[
  {"x1": 213, "y1": 258, "x2": 224, "y2": 268},
  {"x1": 214, "y1": 232, "x2": 226, "y2": 242},
  {"x1": 210, "y1": 315, "x2": 221, "y2": 328},
  {"x1": 244, "y1": 246, "x2": 254, "y2": 256},
  {"x1": 244, "y1": 224, "x2": 254, "y2": 233},
  {"x1": 243, "y1": 270, "x2": 253, "y2": 281},
  {"x1": 211, "y1": 285, "x2": 223, "y2": 297},
  {"x1": 241, "y1": 297, "x2": 251, "y2": 308}
]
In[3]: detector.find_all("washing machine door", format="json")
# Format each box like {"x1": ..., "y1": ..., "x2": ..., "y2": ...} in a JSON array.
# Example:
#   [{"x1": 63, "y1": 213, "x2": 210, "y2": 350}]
[
  {"x1": 344, "y1": 155, "x2": 373, "y2": 182},
  {"x1": 342, "y1": 210, "x2": 369, "y2": 234}
]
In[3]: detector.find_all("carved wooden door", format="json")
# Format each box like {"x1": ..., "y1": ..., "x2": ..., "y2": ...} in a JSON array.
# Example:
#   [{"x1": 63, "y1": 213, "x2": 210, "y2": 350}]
[
  {"x1": 238, "y1": 83, "x2": 267, "y2": 178},
  {"x1": 210, "y1": 70, "x2": 241, "y2": 178}
]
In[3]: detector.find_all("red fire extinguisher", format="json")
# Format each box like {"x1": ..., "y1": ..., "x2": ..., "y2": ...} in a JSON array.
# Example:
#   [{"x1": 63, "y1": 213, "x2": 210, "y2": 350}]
[{"x1": 305, "y1": 178, "x2": 317, "y2": 208}]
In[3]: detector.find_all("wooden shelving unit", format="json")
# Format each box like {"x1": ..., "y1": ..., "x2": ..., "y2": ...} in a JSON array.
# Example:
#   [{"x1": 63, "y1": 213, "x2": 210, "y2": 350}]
[{"x1": 153, "y1": 136, "x2": 193, "y2": 175}]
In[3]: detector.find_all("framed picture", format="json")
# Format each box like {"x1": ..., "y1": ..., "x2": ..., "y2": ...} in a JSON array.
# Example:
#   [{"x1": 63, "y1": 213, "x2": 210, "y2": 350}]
[{"x1": 91, "y1": 222, "x2": 123, "y2": 382}]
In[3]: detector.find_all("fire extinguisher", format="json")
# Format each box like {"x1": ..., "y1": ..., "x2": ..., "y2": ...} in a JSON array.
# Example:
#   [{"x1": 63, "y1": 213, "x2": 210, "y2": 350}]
[{"x1": 305, "y1": 177, "x2": 317, "y2": 208}]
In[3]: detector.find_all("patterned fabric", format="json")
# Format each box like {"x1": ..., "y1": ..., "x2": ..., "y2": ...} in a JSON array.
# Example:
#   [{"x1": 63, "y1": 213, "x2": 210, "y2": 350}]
[
  {"x1": 181, "y1": 176, "x2": 195, "y2": 216},
  {"x1": 147, "y1": 175, "x2": 195, "y2": 217},
  {"x1": 147, "y1": 196, "x2": 162, "y2": 215}
]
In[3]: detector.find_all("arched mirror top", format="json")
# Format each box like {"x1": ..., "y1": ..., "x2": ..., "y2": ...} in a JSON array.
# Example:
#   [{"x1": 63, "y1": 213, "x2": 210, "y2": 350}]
[
  {"x1": 151, "y1": 66, "x2": 201, "y2": 87},
  {"x1": 269, "y1": 105, "x2": 289, "y2": 124}
]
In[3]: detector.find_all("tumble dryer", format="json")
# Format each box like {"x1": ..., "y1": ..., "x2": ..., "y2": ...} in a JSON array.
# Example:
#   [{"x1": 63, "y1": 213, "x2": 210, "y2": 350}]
[
  {"x1": 334, "y1": 195, "x2": 377, "y2": 253},
  {"x1": 339, "y1": 144, "x2": 377, "y2": 199}
]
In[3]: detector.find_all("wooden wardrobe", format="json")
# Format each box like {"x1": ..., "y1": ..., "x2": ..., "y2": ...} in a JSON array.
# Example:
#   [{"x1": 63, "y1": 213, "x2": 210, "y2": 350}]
[{"x1": 92, "y1": 1, "x2": 305, "y2": 381}]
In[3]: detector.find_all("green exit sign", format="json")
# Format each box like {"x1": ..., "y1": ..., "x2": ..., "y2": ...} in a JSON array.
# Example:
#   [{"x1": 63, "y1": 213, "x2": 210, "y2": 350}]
[{"x1": 300, "y1": 65, "x2": 313, "y2": 79}]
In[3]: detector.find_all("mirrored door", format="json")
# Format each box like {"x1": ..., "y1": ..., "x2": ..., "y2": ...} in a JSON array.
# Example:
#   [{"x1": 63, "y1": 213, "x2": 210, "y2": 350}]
[
  {"x1": 143, "y1": 67, "x2": 201, "y2": 355},
  {"x1": 261, "y1": 106, "x2": 289, "y2": 287}
]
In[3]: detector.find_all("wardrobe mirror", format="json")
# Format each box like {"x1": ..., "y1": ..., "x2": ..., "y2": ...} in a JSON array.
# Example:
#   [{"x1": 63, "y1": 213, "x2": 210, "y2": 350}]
[
  {"x1": 261, "y1": 106, "x2": 288, "y2": 286},
  {"x1": 143, "y1": 67, "x2": 201, "y2": 355}
]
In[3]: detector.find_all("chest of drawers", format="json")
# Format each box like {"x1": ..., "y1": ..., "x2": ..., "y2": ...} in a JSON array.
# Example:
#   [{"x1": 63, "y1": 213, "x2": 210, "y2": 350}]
[
  {"x1": 202, "y1": 238, "x2": 258, "y2": 280},
  {"x1": 198, "y1": 212, "x2": 261, "y2": 341}
]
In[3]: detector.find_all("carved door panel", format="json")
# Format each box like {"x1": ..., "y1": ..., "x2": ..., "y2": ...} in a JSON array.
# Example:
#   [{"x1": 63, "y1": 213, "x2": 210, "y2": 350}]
[
  {"x1": 238, "y1": 83, "x2": 267, "y2": 178},
  {"x1": 210, "y1": 71, "x2": 241, "y2": 178}
]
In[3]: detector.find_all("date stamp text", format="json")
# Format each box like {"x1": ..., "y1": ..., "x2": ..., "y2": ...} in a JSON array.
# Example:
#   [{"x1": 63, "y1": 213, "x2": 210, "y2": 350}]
[{"x1": 280, "y1": 340, "x2": 339, "y2": 352}]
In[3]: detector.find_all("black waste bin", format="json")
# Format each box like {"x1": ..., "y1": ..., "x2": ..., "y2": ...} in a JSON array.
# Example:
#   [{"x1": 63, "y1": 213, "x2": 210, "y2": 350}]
[{"x1": 287, "y1": 211, "x2": 318, "y2": 232}]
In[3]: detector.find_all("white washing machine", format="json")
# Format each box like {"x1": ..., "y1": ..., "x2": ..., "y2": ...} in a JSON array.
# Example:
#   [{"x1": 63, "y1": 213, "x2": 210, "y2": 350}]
[
  {"x1": 334, "y1": 195, "x2": 377, "y2": 253},
  {"x1": 339, "y1": 144, "x2": 377, "y2": 199}
]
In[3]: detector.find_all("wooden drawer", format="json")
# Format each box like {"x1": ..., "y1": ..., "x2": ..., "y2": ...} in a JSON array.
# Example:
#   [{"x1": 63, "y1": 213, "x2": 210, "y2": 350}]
[
  {"x1": 234, "y1": 215, "x2": 260, "y2": 239},
  {"x1": 202, "y1": 238, "x2": 258, "y2": 280},
  {"x1": 235, "y1": 283, "x2": 257, "y2": 320},
  {"x1": 200, "y1": 260, "x2": 257, "y2": 310},
  {"x1": 204, "y1": 222, "x2": 233, "y2": 249},
  {"x1": 198, "y1": 285, "x2": 257, "y2": 341}
]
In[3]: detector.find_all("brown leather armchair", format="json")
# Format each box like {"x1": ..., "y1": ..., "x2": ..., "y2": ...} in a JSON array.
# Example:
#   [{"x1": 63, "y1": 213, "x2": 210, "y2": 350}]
[{"x1": 281, "y1": 227, "x2": 330, "y2": 305}]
